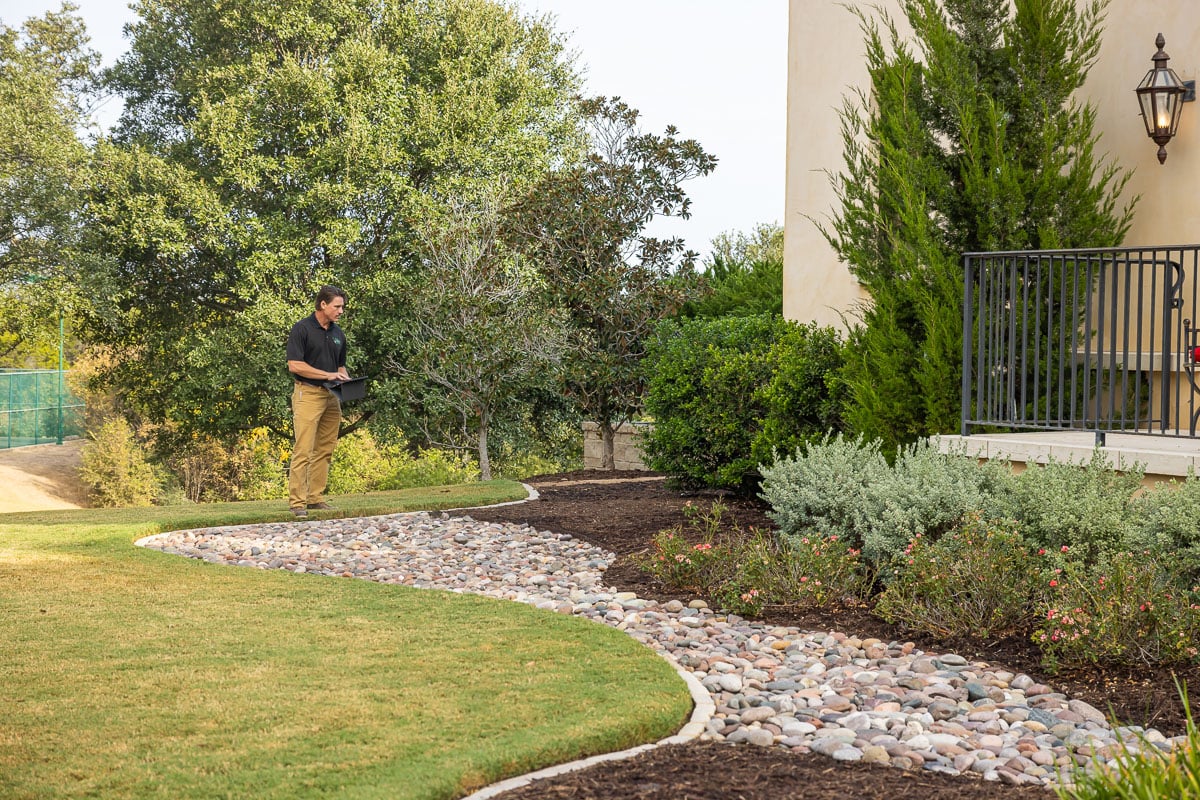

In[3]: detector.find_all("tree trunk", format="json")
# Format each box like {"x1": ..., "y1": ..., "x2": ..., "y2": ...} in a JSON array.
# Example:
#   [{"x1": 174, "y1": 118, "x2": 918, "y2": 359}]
[
  {"x1": 599, "y1": 420, "x2": 615, "y2": 470},
  {"x1": 477, "y1": 411, "x2": 491, "y2": 481}
]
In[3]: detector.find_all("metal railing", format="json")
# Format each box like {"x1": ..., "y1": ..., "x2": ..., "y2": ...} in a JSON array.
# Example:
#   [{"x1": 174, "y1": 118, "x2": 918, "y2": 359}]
[
  {"x1": 0, "y1": 369, "x2": 85, "y2": 449},
  {"x1": 961, "y1": 245, "x2": 1200, "y2": 441}
]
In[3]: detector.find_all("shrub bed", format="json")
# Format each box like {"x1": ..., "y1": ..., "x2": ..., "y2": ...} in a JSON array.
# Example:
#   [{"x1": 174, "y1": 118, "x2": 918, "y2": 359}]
[{"x1": 642, "y1": 439, "x2": 1200, "y2": 671}]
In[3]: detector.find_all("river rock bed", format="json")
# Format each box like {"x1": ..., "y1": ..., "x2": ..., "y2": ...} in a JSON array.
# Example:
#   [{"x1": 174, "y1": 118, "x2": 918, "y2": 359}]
[{"x1": 139, "y1": 511, "x2": 1179, "y2": 788}]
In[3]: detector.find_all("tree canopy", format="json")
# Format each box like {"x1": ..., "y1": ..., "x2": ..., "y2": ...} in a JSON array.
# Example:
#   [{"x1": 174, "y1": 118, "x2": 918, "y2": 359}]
[
  {"x1": 0, "y1": 4, "x2": 98, "y2": 364},
  {"x1": 82, "y1": 0, "x2": 582, "y2": 440}
]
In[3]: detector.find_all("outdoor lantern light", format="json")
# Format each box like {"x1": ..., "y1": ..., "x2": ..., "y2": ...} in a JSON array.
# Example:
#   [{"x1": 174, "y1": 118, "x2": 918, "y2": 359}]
[{"x1": 1136, "y1": 33, "x2": 1188, "y2": 164}]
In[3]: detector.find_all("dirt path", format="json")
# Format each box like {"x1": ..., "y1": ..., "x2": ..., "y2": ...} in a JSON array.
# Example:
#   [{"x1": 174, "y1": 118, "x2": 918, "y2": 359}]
[{"x1": 0, "y1": 439, "x2": 87, "y2": 513}]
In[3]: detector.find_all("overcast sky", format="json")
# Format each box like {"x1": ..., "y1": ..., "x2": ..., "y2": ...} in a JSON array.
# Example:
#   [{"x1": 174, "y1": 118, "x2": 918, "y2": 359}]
[{"x1": 2, "y1": 0, "x2": 788, "y2": 260}]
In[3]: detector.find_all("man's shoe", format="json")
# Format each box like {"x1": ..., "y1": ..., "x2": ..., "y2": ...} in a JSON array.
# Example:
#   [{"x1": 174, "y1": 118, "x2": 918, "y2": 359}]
[
  {"x1": 290, "y1": 507, "x2": 308, "y2": 518},
  {"x1": 307, "y1": 502, "x2": 334, "y2": 510}
]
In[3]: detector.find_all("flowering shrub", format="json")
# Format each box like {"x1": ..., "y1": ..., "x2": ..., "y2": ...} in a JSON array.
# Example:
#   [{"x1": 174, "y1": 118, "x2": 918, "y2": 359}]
[
  {"x1": 637, "y1": 501, "x2": 871, "y2": 617},
  {"x1": 638, "y1": 528, "x2": 728, "y2": 593},
  {"x1": 636, "y1": 500, "x2": 733, "y2": 593},
  {"x1": 875, "y1": 515, "x2": 1044, "y2": 639},
  {"x1": 760, "y1": 530, "x2": 873, "y2": 608},
  {"x1": 1035, "y1": 550, "x2": 1200, "y2": 668}
]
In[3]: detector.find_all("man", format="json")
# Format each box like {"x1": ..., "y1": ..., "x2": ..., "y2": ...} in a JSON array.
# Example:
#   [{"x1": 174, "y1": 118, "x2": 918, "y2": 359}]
[{"x1": 286, "y1": 285, "x2": 350, "y2": 518}]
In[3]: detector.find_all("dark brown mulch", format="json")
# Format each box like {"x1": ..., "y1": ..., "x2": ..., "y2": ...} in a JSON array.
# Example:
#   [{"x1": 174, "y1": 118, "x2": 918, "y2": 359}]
[{"x1": 461, "y1": 470, "x2": 1198, "y2": 800}]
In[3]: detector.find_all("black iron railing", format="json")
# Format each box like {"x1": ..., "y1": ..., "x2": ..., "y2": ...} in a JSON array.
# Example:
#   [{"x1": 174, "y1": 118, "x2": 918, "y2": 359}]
[{"x1": 961, "y1": 245, "x2": 1200, "y2": 440}]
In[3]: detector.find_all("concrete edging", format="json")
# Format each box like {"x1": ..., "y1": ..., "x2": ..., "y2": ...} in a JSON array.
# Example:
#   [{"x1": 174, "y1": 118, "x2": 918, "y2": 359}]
[
  {"x1": 455, "y1": 479, "x2": 717, "y2": 799},
  {"x1": 460, "y1": 659, "x2": 714, "y2": 800}
]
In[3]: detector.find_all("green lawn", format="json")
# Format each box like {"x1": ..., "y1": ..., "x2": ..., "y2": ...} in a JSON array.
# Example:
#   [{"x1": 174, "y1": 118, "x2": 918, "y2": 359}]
[{"x1": 0, "y1": 483, "x2": 691, "y2": 799}]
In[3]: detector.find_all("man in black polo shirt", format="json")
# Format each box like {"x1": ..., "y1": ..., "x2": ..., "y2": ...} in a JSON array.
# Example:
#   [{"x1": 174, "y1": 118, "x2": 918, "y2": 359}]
[{"x1": 286, "y1": 285, "x2": 350, "y2": 518}]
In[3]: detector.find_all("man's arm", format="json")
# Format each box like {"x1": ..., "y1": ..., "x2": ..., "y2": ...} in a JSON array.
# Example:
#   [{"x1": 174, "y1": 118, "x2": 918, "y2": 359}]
[{"x1": 288, "y1": 360, "x2": 350, "y2": 382}]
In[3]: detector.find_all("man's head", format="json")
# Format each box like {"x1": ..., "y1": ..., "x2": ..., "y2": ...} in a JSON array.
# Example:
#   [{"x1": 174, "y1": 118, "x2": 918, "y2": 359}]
[{"x1": 314, "y1": 285, "x2": 347, "y2": 325}]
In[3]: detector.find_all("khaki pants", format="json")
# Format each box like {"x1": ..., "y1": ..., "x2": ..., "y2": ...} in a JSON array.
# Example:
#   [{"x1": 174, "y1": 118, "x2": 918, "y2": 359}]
[{"x1": 289, "y1": 383, "x2": 341, "y2": 509}]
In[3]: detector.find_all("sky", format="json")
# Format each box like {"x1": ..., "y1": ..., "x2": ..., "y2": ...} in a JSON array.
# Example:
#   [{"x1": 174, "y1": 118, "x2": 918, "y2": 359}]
[{"x1": 2, "y1": 0, "x2": 788, "y2": 261}]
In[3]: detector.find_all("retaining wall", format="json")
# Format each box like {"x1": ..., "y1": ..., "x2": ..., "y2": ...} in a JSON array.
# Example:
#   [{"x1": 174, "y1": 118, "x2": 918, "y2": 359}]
[{"x1": 582, "y1": 422, "x2": 652, "y2": 471}]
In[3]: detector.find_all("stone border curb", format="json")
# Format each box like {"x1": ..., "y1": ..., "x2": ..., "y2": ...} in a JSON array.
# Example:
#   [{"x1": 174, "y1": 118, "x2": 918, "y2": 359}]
[
  {"x1": 132, "y1": 483, "x2": 542, "y2": 550},
  {"x1": 444, "y1": 483, "x2": 540, "y2": 511},
  {"x1": 460, "y1": 657, "x2": 714, "y2": 800}
]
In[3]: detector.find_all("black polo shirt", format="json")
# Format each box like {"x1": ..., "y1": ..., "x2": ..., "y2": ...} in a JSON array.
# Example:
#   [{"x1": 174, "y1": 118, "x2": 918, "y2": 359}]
[{"x1": 287, "y1": 314, "x2": 347, "y2": 387}]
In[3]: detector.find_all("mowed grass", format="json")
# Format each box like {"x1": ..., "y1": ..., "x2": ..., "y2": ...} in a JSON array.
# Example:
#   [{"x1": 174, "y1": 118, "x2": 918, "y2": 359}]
[{"x1": 0, "y1": 483, "x2": 691, "y2": 799}]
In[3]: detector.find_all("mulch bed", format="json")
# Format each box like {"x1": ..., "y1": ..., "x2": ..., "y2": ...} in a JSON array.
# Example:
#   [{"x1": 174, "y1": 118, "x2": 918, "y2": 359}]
[{"x1": 461, "y1": 470, "x2": 1197, "y2": 800}]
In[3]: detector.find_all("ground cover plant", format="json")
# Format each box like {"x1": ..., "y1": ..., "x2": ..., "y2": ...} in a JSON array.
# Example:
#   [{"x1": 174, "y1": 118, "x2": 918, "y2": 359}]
[{"x1": 0, "y1": 484, "x2": 691, "y2": 800}]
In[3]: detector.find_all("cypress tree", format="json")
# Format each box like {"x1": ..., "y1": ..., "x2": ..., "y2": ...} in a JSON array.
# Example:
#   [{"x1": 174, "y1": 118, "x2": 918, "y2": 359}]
[{"x1": 824, "y1": 0, "x2": 1134, "y2": 453}]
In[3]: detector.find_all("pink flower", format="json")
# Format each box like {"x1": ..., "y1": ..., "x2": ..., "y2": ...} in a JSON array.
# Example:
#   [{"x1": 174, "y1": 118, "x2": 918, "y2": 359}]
[
  {"x1": 1049, "y1": 579, "x2": 1058, "y2": 587},
  {"x1": 1038, "y1": 549, "x2": 1046, "y2": 556},
  {"x1": 1061, "y1": 545, "x2": 1070, "y2": 553},
  {"x1": 800, "y1": 576, "x2": 809, "y2": 583},
  {"x1": 693, "y1": 543, "x2": 712, "y2": 551}
]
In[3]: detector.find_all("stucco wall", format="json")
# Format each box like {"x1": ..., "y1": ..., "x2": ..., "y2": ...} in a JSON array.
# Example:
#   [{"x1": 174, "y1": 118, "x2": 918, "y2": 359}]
[{"x1": 784, "y1": 0, "x2": 1200, "y2": 328}]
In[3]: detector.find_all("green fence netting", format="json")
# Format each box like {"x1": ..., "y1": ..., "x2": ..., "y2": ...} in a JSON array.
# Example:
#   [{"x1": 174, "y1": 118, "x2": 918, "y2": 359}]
[{"x1": 0, "y1": 370, "x2": 85, "y2": 449}]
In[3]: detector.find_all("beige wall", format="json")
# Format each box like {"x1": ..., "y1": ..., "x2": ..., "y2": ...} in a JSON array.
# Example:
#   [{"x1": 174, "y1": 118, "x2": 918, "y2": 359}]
[
  {"x1": 784, "y1": 0, "x2": 1200, "y2": 329},
  {"x1": 1088, "y1": 2, "x2": 1200, "y2": 246}
]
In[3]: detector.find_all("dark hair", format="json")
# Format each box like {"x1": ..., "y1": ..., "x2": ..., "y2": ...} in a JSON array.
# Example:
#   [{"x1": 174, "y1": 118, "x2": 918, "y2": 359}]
[{"x1": 315, "y1": 285, "x2": 347, "y2": 310}]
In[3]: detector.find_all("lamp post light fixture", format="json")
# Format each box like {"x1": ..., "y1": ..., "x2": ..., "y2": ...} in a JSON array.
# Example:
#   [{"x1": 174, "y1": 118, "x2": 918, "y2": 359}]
[{"x1": 1136, "y1": 33, "x2": 1188, "y2": 164}]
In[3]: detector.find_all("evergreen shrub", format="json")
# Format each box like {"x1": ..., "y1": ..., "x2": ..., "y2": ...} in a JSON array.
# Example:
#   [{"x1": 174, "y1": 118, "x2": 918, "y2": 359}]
[
  {"x1": 1127, "y1": 474, "x2": 1200, "y2": 586},
  {"x1": 327, "y1": 430, "x2": 395, "y2": 495},
  {"x1": 641, "y1": 315, "x2": 843, "y2": 492},
  {"x1": 759, "y1": 434, "x2": 888, "y2": 551},
  {"x1": 379, "y1": 446, "x2": 478, "y2": 489},
  {"x1": 989, "y1": 451, "x2": 1142, "y2": 565},
  {"x1": 867, "y1": 440, "x2": 1014, "y2": 568},
  {"x1": 762, "y1": 436, "x2": 1009, "y2": 568},
  {"x1": 329, "y1": 429, "x2": 479, "y2": 493},
  {"x1": 162, "y1": 427, "x2": 285, "y2": 502}
]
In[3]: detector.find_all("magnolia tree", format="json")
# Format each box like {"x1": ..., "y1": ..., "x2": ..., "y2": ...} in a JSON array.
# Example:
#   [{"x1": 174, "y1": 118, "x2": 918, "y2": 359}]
[{"x1": 507, "y1": 97, "x2": 716, "y2": 468}]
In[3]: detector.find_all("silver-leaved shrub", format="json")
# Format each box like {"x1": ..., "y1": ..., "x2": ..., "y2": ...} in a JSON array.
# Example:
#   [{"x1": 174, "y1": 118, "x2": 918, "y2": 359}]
[{"x1": 761, "y1": 435, "x2": 1012, "y2": 569}]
